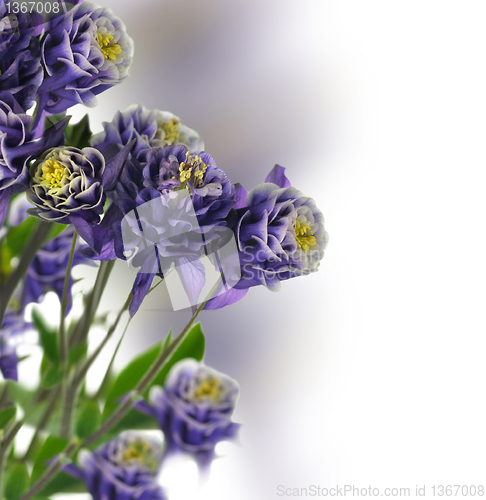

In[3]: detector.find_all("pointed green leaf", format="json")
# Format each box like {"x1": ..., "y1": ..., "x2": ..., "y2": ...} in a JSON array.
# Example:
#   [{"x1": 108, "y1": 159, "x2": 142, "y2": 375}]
[
  {"x1": 5, "y1": 463, "x2": 29, "y2": 500},
  {"x1": 42, "y1": 366, "x2": 63, "y2": 389},
  {"x1": 102, "y1": 324, "x2": 205, "y2": 421},
  {"x1": 76, "y1": 401, "x2": 101, "y2": 440},
  {"x1": 0, "y1": 406, "x2": 16, "y2": 429},
  {"x1": 32, "y1": 308, "x2": 59, "y2": 364},
  {"x1": 65, "y1": 115, "x2": 92, "y2": 149},
  {"x1": 102, "y1": 340, "x2": 164, "y2": 419},
  {"x1": 31, "y1": 436, "x2": 68, "y2": 485},
  {"x1": 68, "y1": 342, "x2": 88, "y2": 366},
  {"x1": 149, "y1": 322, "x2": 205, "y2": 390}
]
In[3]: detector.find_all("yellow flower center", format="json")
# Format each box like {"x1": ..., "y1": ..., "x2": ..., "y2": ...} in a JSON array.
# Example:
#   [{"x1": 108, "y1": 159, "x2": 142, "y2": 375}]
[
  {"x1": 178, "y1": 151, "x2": 208, "y2": 188},
  {"x1": 194, "y1": 377, "x2": 222, "y2": 401},
  {"x1": 295, "y1": 219, "x2": 316, "y2": 251},
  {"x1": 121, "y1": 440, "x2": 157, "y2": 471},
  {"x1": 159, "y1": 117, "x2": 180, "y2": 144},
  {"x1": 97, "y1": 31, "x2": 122, "y2": 60},
  {"x1": 38, "y1": 159, "x2": 69, "y2": 190}
]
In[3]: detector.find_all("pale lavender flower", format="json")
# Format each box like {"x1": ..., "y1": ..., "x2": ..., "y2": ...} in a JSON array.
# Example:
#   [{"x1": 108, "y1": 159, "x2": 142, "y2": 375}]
[
  {"x1": 91, "y1": 103, "x2": 204, "y2": 157},
  {"x1": 64, "y1": 432, "x2": 167, "y2": 500},
  {"x1": 136, "y1": 359, "x2": 240, "y2": 469}
]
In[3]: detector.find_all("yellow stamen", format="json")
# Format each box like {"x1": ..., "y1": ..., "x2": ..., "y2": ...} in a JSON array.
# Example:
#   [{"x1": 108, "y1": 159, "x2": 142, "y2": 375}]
[
  {"x1": 122, "y1": 441, "x2": 149, "y2": 462},
  {"x1": 295, "y1": 219, "x2": 316, "y2": 251},
  {"x1": 39, "y1": 159, "x2": 69, "y2": 190},
  {"x1": 178, "y1": 151, "x2": 208, "y2": 188},
  {"x1": 97, "y1": 31, "x2": 122, "y2": 60},
  {"x1": 194, "y1": 377, "x2": 221, "y2": 401},
  {"x1": 160, "y1": 117, "x2": 180, "y2": 144}
]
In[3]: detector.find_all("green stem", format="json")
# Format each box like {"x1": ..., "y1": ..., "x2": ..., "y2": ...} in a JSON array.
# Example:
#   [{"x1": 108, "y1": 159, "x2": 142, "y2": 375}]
[
  {"x1": 0, "y1": 220, "x2": 51, "y2": 328},
  {"x1": 0, "y1": 419, "x2": 23, "y2": 493},
  {"x1": 94, "y1": 315, "x2": 132, "y2": 400},
  {"x1": 59, "y1": 229, "x2": 77, "y2": 367},
  {"x1": 72, "y1": 293, "x2": 132, "y2": 390},
  {"x1": 82, "y1": 299, "x2": 205, "y2": 447},
  {"x1": 19, "y1": 298, "x2": 209, "y2": 500},
  {"x1": 69, "y1": 260, "x2": 116, "y2": 349},
  {"x1": 60, "y1": 293, "x2": 132, "y2": 439},
  {"x1": 22, "y1": 387, "x2": 61, "y2": 462},
  {"x1": 93, "y1": 277, "x2": 163, "y2": 400}
]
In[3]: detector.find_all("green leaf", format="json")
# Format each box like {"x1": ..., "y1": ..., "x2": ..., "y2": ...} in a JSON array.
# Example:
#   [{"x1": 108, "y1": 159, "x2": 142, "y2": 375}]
[
  {"x1": 76, "y1": 401, "x2": 101, "y2": 440},
  {"x1": 0, "y1": 406, "x2": 16, "y2": 429},
  {"x1": 31, "y1": 435, "x2": 85, "y2": 496},
  {"x1": 102, "y1": 341, "x2": 164, "y2": 419},
  {"x1": 7, "y1": 382, "x2": 36, "y2": 410},
  {"x1": 163, "y1": 328, "x2": 172, "y2": 351},
  {"x1": 38, "y1": 473, "x2": 86, "y2": 497},
  {"x1": 42, "y1": 366, "x2": 63, "y2": 389},
  {"x1": 32, "y1": 308, "x2": 59, "y2": 364},
  {"x1": 104, "y1": 410, "x2": 158, "y2": 440},
  {"x1": 102, "y1": 324, "x2": 205, "y2": 422},
  {"x1": 4, "y1": 217, "x2": 37, "y2": 257},
  {"x1": 65, "y1": 115, "x2": 92, "y2": 149},
  {"x1": 150, "y1": 322, "x2": 205, "y2": 390},
  {"x1": 68, "y1": 342, "x2": 88, "y2": 367},
  {"x1": 5, "y1": 463, "x2": 29, "y2": 500},
  {"x1": 31, "y1": 436, "x2": 68, "y2": 485}
]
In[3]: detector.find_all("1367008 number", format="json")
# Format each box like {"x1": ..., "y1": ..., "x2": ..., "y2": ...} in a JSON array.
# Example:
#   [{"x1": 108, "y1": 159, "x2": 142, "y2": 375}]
[
  {"x1": 6, "y1": 2, "x2": 61, "y2": 14},
  {"x1": 432, "y1": 485, "x2": 484, "y2": 497}
]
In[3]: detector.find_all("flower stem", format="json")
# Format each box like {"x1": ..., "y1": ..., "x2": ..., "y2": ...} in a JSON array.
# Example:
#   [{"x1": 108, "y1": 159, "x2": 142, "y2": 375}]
[
  {"x1": 22, "y1": 386, "x2": 61, "y2": 461},
  {"x1": 0, "y1": 220, "x2": 52, "y2": 328},
  {"x1": 69, "y1": 260, "x2": 116, "y2": 348},
  {"x1": 59, "y1": 229, "x2": 77, "y2": 367},
  {"x1": 19, "y1": 298, "x2": 209, "y2": 500}
]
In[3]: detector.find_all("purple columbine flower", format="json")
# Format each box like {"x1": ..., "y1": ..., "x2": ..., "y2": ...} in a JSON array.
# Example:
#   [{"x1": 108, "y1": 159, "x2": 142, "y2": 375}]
[
  {"x1": 0, "y1": 4, "x2": 43, "y2": 110},
  {"x1": 235, "y1": 186, "x2": 328, "y2": 290},
  {"x1": 27, "y1": 146, "x2": 107, "y2": 223},
  {"x1": 135, "y1": 359, "x2": 240, "y2": 470},
  {"x1": 64, "y1": 432, "x2": 167, "y2": 500},
  {"x1": 21, "y1": 226, "x2": 91, "y2": 312},
  {"x1": 36, "y1": 1, "x2": 134, "y2": 117},
  {"x1": 0, "y1": 310, "x2": 31, "y2": 381},
  {"x1": 0, "y1": 92, "x2": 68, "y2": 226},
  {"x1": 91, "y1": 103, "x2": 204, "y2": 158},
  {"x1": 103, "y1": 145, "x2": 236, "y2": 315},
  {"x1": 205, "y1": 165, "x2": 328, "y2": 309}
]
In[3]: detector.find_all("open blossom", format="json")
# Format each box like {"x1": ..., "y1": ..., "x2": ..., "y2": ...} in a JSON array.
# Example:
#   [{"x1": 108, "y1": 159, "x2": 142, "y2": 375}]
[
  {"x1": 0, "y1": 4, "x2": 43, "y2": 110},
  {"x1": 27, "y1": 146, "x2": 106, "y2": 223},
  {"x1": 64, "y1": 432, "x2": 166, "y2": 500},
  {"x1": 91, "y1": 103, "x2": 204, "y2": 157},
  {"x1": 107, "y1": 145, "x2": 236, "y2": 315},
  {"x1": 205, "y1": 165, "x2": 328, "y2": 309},
  {"x1": 36, "y1": 1, "x2": 134, "y2": 116},
  {"x1": 236, "y1": 183, "x2": 327, "y2": 290},
  {"x1": 135, "y1": 359, "x2": 240, "y2": 469}
]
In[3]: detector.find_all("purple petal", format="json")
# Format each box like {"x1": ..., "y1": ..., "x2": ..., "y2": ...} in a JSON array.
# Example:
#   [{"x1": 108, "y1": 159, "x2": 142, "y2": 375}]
[
  {"x1": 234, "y1": 183, "x2": 248, "y2": 209},
  {"x1": 264, "y1": 165, "x2": 291, "y2": 188},
  {"x1": 204, "y1": 286, "x2": 248, "y2": 310}
]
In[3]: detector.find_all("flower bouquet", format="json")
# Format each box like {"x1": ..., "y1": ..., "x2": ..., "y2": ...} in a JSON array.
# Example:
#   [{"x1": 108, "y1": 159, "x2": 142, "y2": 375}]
[{"x1": 0, "y1": 0, "x2": 328, "y2": 498}]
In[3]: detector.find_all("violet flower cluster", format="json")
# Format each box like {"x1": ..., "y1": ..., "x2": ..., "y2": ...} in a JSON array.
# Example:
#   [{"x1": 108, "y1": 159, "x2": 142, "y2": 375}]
[{"x1": 0, "y1": 1, "x2": 329, "y2": 497}]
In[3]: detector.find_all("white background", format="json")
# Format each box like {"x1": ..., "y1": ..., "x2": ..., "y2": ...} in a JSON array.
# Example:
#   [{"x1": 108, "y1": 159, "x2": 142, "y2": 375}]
[{"x1": 42, "y1": 0, "x2": 486, "y2": 498}]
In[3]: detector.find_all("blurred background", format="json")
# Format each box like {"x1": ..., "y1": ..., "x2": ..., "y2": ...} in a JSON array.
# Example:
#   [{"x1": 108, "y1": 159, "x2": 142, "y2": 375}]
[{"x1": 21, "y1": 0, "x2": 486, "y2": 498}]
